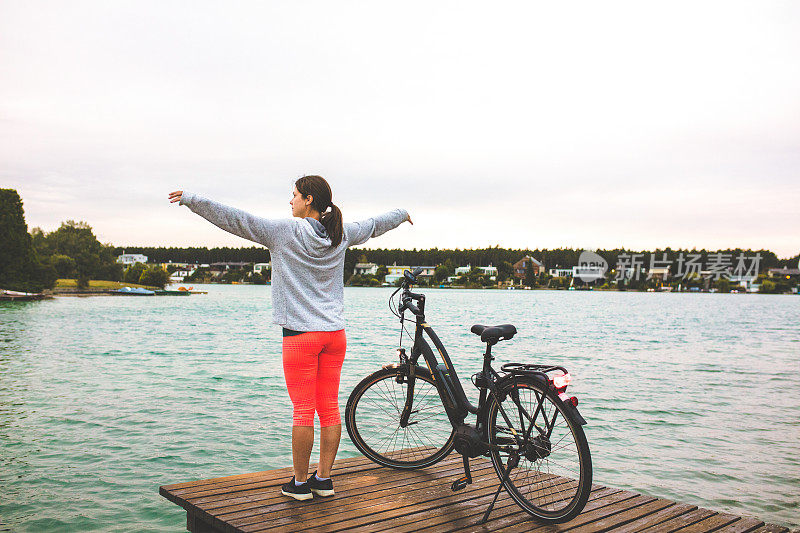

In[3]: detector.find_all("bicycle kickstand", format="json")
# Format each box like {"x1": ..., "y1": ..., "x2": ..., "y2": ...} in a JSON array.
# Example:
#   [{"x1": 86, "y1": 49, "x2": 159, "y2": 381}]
[
  {"x1": 480, "y1": 453, "x2": 519, "y2": 524},
  {"x1": 451, "y1": 454, "x2": 472, "y2": 492}
]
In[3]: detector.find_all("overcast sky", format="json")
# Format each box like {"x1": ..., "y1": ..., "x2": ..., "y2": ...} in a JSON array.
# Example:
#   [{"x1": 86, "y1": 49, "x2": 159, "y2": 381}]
[{"x1": 2, "y1": 1, "x2": 798, "y2": 257}]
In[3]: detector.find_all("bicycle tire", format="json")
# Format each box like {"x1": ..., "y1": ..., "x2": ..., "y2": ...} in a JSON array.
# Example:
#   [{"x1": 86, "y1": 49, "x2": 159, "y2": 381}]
[
  {"x1": 345, "y1": 366, "x2": 455, "y2": 469},
  {"x1": 487, "y1": 375, "x2": 592, "y2": 523}
]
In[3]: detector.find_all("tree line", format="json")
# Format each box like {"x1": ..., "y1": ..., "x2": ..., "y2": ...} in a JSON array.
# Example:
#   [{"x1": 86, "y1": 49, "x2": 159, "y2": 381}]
[{"x1": 2, "y1": 187, "x2": 798, "y2": 293}]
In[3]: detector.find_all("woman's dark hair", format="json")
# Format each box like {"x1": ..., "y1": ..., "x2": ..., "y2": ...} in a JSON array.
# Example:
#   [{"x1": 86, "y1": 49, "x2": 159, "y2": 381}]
[{"x1": 295, "y1": 175, "x2": 343, "y2": 247}]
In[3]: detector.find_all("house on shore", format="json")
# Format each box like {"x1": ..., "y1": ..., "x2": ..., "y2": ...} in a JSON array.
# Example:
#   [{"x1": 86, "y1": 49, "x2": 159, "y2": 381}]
[
  {"x1": 117, "y1": 253, "x2": 148, "y2": 265},
  {"x1": 385, "y1": 264, "x2": 411, "y2": 284},
  {"x1": 354, "y1": 262, "x2": 378, "y2": 276},
  {"x1": 513, "y1": 256, "x2": 544, "y2": 285},
  {"x1": 767, "y1": 267, "x2": 800, "y2": 279},
  {"x1": 210, "y1": 262, "x2": 251, "y2": 271},
  {"x1": 253, "y1": 263, "x2": 271, "y2": 274}
]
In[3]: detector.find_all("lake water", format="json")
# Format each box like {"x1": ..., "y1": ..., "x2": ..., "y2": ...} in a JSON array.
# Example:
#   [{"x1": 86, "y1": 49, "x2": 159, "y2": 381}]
[{"x1": 1, "y1": 286, "x2": 798, "y2": 531}]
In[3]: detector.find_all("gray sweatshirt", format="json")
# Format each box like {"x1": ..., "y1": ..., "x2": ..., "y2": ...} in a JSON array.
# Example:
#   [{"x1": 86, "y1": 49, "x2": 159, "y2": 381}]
[{"x1": 179, "y1": 192, "x2": 408, "y2": 331}]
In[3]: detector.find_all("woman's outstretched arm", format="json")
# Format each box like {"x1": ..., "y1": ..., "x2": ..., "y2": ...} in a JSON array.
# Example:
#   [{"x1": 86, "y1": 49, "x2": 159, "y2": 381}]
[
  {"x1": 169, "y1": 191, "x2": 292, "y2": 250},
  {"x1": 344, "y1": 208, "x2": 412, "y2": 247}
]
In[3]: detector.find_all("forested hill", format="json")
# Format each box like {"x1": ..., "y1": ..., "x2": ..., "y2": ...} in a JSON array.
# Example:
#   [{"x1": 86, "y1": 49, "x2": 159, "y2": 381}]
[{"x1": 111, "y1": 245, "x2": 796, "y2": 272}]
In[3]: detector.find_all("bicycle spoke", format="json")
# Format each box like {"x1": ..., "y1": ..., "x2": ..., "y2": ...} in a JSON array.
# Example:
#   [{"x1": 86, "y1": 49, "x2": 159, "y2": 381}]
[
  {"x1": 349, "y1": 371, "x2": 453, "y2": 467},
  {"x1": 488, "y1": 377, "x2": 590, "y2": 521}
]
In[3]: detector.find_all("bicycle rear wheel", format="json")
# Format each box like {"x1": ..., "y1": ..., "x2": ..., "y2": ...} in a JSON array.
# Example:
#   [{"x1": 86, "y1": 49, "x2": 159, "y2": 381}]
[
  {"x1": 345, "y1": 366, "x2": 455, "y2": 469},
  {"x1": 487, "y1": 375, "x2": 592, "y2": 523}
]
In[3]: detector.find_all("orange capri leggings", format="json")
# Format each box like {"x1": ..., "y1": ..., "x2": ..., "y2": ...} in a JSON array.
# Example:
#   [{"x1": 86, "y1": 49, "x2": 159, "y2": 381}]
[{"x1": 282, "y1": 329, "x2": 347, "y2": 427}]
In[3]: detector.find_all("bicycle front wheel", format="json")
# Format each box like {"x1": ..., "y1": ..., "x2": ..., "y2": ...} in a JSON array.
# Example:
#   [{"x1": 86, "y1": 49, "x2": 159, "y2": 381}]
[
  {"x1": 487, "y1": 375, "x2": 592, "y2": 523},
  {"x1": 345, "y1": 366, "x2": 455, "y2": 469}
]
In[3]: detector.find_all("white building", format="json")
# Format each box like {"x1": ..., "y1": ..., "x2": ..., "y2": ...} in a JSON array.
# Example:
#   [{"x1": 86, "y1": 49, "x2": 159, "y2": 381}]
[
  {"x1": 354, "y1": 262, "x2": 378, "y2": 275},
  {"x1": 549, "y1": 268, "x2": 573, "y2": 278},
  {"x1": 478, "y1": 265, "x2": 498, "y2": 278},
  {"x1": 573, "y1": 265, "x2": 605, "y2": 281},
  {"x1": 728, "y1": 274, "x2": 758, "y2": 291},
  {"x1": 455, "y1": 264, "x2": 472, "y2": 276},
  {"x1": 117, "y1": 253, "x2": 148, "y2": 265},
  {"x1": 253, "y1": 263, "x2": 271, "y2": 274},
  {"x1": 169, "y1": 269, "x2": 195, "y2": 283}
]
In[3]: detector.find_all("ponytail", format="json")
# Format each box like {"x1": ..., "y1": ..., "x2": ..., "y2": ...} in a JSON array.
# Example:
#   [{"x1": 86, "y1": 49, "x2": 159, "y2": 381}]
[
  {"x1": 321, "y1": 204, "x2": 343, "y2": 247},
  {"x1": 295, "y1": 175, "x2": 344, "y2": 247}
]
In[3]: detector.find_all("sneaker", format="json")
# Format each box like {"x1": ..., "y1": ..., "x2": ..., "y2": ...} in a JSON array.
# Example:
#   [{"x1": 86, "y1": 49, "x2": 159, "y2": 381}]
[
  {"x1": 306, "y1": 471, "x2": 335, "y2": 497},
  {"x1": 281, "y1": 476, "x2": 313, "y2": 501}
]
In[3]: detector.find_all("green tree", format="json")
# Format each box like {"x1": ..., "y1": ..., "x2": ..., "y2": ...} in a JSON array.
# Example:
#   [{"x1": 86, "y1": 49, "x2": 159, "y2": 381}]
[
  {"x1": 139, "y1": 266, "x2": 169, "y2": 289},
  {"x1": 221, "y1": 269, "x2": 245, "y2": 283},
  {"x1": 32, "y1": 220, "x2": 121, "y2": 284},
  {"x1": 524, "y1": 263, "x2": 537, "y2": 288},
  {"x1": 759, "y1": 279, "x2": 776, "y2": 294},
  {"x1": 714, "y1": 278, "x2": 731, "y2": 293},
  {"x1": 434, "y1": 264, "x2": 451, "y2": 283},
  {"x1": 0, "y1": 189, "x2": 56, "y2": 292},
  {"x1": 50, "y1": 254, "x2": 77, "y2": 278},
  {"x1": 124, "y1": 263, "x2": 147, "y2": 283}
]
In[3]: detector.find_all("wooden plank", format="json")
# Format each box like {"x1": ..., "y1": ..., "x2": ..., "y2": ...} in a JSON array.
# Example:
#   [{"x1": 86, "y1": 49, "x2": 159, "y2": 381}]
[
  {"x1": 219, "y1": 460, "x2": 498, "y2": 529},
  {"x1": 180, "y1": 456, "x2": 482, "y2": 533},
  {"x1": 637, "y1": 508, "x2": 718, "y2": 532},
  {"x1": 160, "y1": 448, "x2": 790, "y2": 533},
  {"x1": 566, "y1": 498, "x2": 677, "y2": 533},
  {"x1": 673, "y1": 513, "x2": 749, "y2": 532},
  {"x1": 298, "y1": 473, "x2": 589, "y2": 533},
  {"x1": 748, "y1": 526, "x2": 790, "y2": 533},
  {"x1": 613, "y1": 503, "x2": 698, "y2": 532},
  {"x1": 165, "y1": 452, "x2": 408, "y2": 500},
  {"x1": 183, "y1": 453, "x2": 464, "y2": 507},
  {"x1": 380, "y1": 485, "x2": 617, "y2": 533},
  {"x1": 714, "y1": 517, "x2": 767, "y2": 533},
  {"x1": 234, "y1": 460, "x2": 514, "y2": 531},
  {"x1": 454, "y1": 489, "x2": 643, "y2": 533},
  {"x1": 508, "y1": 494, "x2": 658, "y2": 533}
]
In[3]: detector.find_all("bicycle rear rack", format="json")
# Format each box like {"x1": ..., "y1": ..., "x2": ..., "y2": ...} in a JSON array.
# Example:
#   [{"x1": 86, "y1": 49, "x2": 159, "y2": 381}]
[{"x1": 501, "y1": 362, "x2": 568, "y2": 378}]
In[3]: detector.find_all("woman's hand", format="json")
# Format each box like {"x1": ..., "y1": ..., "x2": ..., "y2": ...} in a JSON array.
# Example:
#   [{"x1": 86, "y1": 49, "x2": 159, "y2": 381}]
[
  {"x1": 407, "y1": 213, "x2": 413, "y2": 225},
  {"x1": 168, "y1": 191, "x2": 183, "y2": 204}
]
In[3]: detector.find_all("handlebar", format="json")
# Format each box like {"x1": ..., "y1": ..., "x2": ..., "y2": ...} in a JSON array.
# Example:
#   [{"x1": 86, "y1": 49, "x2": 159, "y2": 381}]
[
  {"x1": 395, "y1": 269, "x2": 426, "y2": 317},
  {"x1": 402, "y1": 300, "x2": 422, "y2": 316}
]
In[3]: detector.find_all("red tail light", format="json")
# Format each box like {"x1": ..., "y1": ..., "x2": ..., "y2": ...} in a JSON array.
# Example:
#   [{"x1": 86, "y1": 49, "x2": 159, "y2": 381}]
[{"x1": 558, "y1": 392, "x2": 579, "y2": 406}]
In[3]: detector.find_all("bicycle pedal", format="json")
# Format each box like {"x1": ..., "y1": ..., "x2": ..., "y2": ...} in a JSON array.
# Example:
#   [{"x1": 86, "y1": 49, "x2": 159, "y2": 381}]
[{"x1": 451, "y1": 477, "x2": 470, "y2": 492}]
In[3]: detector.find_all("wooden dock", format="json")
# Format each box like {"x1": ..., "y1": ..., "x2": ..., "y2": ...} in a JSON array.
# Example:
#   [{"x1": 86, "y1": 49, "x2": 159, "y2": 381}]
[{"x1": 160, "y1": 452, "x2": 792, "y2": 533}]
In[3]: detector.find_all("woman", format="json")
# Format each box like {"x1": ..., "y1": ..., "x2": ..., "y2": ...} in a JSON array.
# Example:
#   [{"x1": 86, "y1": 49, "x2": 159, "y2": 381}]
[{"x1": 168, "y1": 175, "x2": 411, "y2": 500}]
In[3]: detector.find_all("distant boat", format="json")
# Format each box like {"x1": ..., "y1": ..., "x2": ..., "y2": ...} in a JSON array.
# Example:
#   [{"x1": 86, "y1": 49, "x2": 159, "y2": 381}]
[
  {"x1": 1, "y1": 289, "x2": 48, "y2": 301},
  {"x1": 110, "y1": 287, "x2": 155, "y2": 296}
]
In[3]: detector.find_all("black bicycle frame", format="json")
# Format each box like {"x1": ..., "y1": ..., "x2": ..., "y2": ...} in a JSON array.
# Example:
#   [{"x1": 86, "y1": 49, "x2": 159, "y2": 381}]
[
  {"x1": 397, "y1": 286, "x2": 569, "y2": 452},
  {"x1": 398, "y1": 290, "x2": 514, "y2": 434}
]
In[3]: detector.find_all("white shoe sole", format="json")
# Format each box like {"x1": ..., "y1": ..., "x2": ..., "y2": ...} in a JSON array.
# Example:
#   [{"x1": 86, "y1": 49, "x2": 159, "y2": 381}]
[
  {"x1": 281, "y1": 489, "x2": 313, "y2": 500},
  {"x1": 310, "y1": 488, "x2": 335, "y2": 497}
]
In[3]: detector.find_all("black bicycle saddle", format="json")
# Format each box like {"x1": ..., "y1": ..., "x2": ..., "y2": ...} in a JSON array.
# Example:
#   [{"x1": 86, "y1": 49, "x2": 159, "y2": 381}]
[{"x1": 470, "y1": 324, "x2": 517, "y2": 343}]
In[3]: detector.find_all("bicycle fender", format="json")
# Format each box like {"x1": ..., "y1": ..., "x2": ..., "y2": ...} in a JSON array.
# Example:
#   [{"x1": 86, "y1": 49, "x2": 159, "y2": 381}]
[
  {"x1": 556, "y1": 393, "x2": 588, "y2": 426},
  {"x1": 498, "y1": 374, "x2": 587, "y2": 426}
]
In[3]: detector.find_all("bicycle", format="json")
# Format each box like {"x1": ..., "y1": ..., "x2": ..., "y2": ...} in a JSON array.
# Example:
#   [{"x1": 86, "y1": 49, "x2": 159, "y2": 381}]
[{"x1": 345, "y1": 268, "x2": 592, "y2": 524}]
